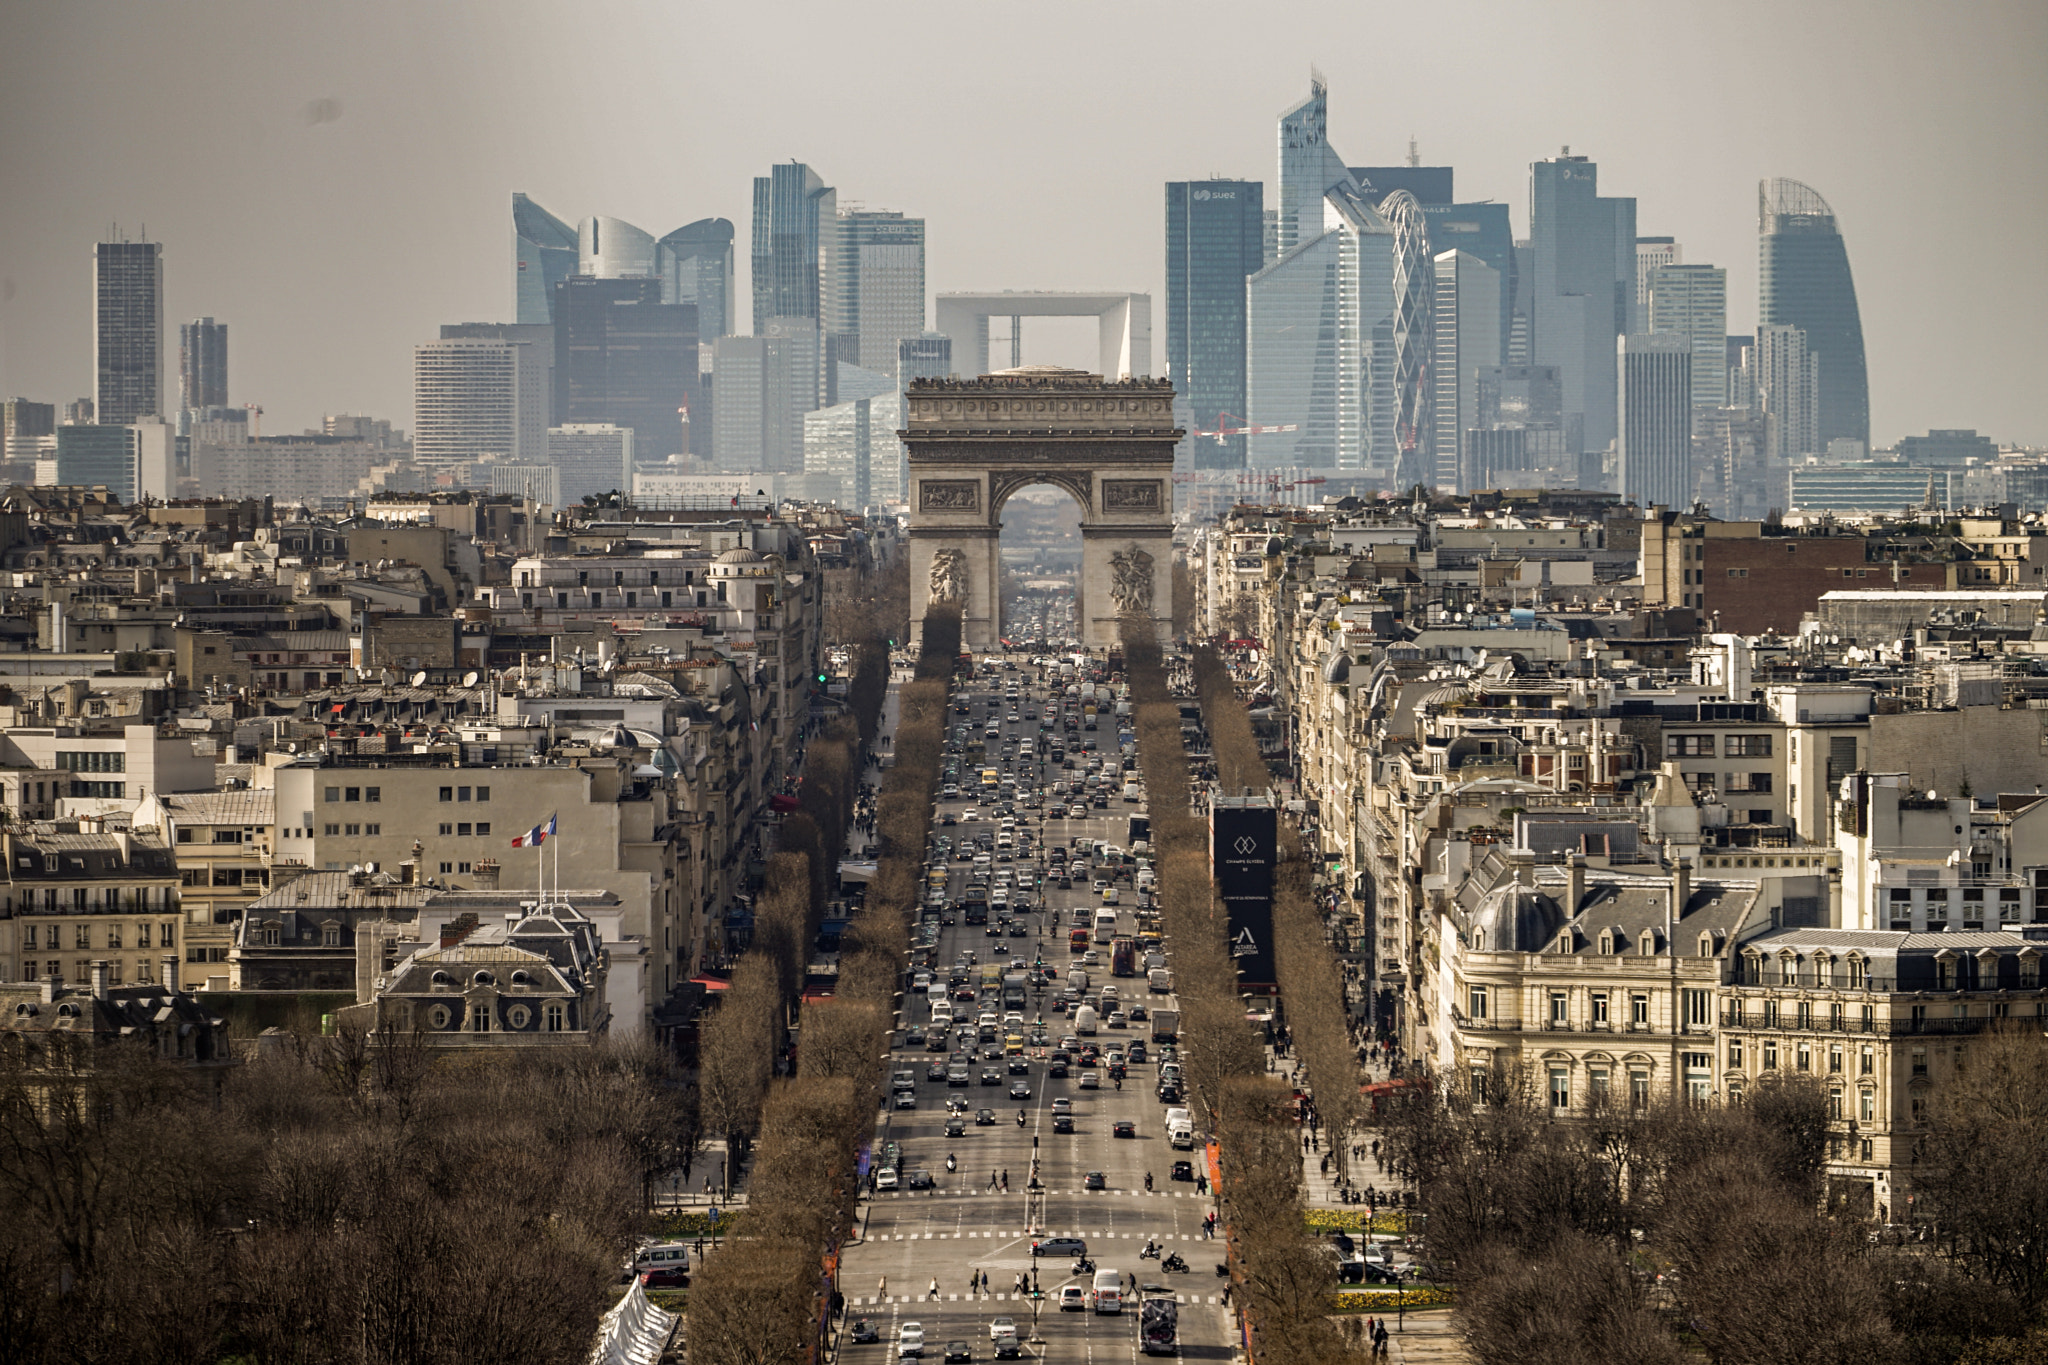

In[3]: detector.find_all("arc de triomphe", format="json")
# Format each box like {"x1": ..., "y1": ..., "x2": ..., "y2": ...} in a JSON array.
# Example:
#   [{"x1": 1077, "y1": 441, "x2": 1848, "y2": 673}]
[{"x1": 903, "y1": 367, "x2": 1180, "y2": 653}]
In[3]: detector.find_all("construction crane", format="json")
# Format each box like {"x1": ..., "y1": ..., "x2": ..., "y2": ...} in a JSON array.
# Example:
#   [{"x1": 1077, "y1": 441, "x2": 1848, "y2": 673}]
[{"x1": 1193, "y1": 412, "x2": 1299, "y2": 444}]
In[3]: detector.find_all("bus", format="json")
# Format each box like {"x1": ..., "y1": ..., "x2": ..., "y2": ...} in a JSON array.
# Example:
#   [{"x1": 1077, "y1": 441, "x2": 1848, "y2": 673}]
[{"x1": 1110, "y1": 937, "x2": 1135, "y2": 977}]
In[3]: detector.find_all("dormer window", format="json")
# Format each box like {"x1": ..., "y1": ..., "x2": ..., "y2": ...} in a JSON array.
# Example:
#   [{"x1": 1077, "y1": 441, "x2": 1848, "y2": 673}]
[
  {"x1": 1638, "y1": 932, "x2": 1656, "y2": 957},
  {"x1": 1778, "y1": 954, "x2": 1798, "y2": 986},
  {"x1": 1698, "y1": 933, "x2": 1714, "y2": 958},
  {"x1": 472, "y1": 970, "x2": 494, "y2": 988}
]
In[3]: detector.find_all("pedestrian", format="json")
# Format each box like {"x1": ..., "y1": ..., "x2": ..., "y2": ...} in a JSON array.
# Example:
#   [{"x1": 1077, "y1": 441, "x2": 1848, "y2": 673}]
[
  {"x1": 1222, "y1": 1282, "x2": 1232, "y2": 1306},
  {"x1": 1374, "y1": 1319, "x2": 1390, "y2": 1356},
  {"x1": 1320, "y1": 1154, "x2": 1330, "y2": 1176},
  {"x1": 988, "y1": 1169, "x2": 999, "y2": 1192},
  {"x1": 1001, "y1": 1169, "x2": 1010, "y2": 1192},
  {"x1": 929, "y1": 1277, "x2": 940, "y2": 1300},
  {"x1": 1302, "y1": 1134, "x2": 1311, "y2": 1153}
]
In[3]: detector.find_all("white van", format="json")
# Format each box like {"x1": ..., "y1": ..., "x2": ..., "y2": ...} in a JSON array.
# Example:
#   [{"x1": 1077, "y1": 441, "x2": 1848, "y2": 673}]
[
  {"x1": 1074, "y1": 1005, "x2": 1099, "y2": 1035},
  {"x1": 634, "y1": 1241, "x2": 691, "y2": 1274},
  {"x1": 1091, "y1": 1268, "x2": 1123, "y2": 1314}
]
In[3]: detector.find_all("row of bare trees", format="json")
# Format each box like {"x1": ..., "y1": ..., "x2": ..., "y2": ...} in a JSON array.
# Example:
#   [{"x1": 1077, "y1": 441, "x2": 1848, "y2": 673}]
[
  {"x1": 687, "y1": 608, "x2": 957, "y2": 1364},
  {"x1": 1190, "y1": 644, "x2": 1268, "y2": 794},
  {"x1": 0, "y1": 1023, "x2": 689, "y2": 1365},
  {"x1": 1123, "y1": 621, "x2": 1365, "y2": 1363},
  {"x1": 1380, "y1": 1030, "x2": 2048, "y2": 1365}
]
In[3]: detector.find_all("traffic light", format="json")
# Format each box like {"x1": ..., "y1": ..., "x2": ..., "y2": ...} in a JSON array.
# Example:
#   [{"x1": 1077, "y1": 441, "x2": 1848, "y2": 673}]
[{"x1": 816, "y1": 672, "x2": 828, "y2": 684}]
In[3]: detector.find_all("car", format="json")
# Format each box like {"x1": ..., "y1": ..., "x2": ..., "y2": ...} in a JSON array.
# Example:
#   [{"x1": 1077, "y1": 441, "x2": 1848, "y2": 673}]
[
  {"x1": 907, "y1": 1168, "x2": 937, "y2": 1190},
  {"x1": 1170, "y1": 1160, "x2": 1195, "y2": 1182},
  {"x1": 988, "y1": 1316, "x2": 1017, "y2": 1342},
  {"x1": 1127, "y1": 1004, "x2": 1148, "y2": 1022},
  {"x1": 850, "y1": 1317, "x2": 881, "y2": 1343},
  {"x1": 943, "y1": 1343, "x2": 973, "y2": 1363},
  {"x1": 1112, "y1": 1120, "x2": 1136, "y2": 1138},
  {"x1": 980, "y1": 1068, "x2": 1003, "y2": 1085},
  {"x1": 894, "y1": 1093, "x2": 917, "y2": 1110},
  {"x1": 1007, "y1": 1056, "x2": 1030, "y2": 1075},
  {"x1": 1051, "y1": 1096, "x2": 1073, "y2": 1115},
  {"x1": 929, "y1": 1032, "x2": 953, "y2": 1052},
  {"x1": 1032, "y1": 1236, "x2": 1087, "y2": 1259},
  {"x1": 899, "y1": 1322, "x2": 926, "y2": 1358},
  {"x1": 1059, "y1": 1286, "x2": 1086, "y2": 1312},
  {"x1": 639, "y1": 1266, "x2": 689, "y2": 1289},
  {"x1": 1127, "y1": 1042, "x2": 1147, "y2": 1063},
  {"x1": 976, "y1": 1108, "x2": 997, "y2": 1125},
  {"x1": 1008, "y1": 922, "x2": 1029, "y2": 937},
  {"x1": 1083, "y1": 1170, "x2": 1107, "y2": 1191},
  {"x1": 876, "y1": 1168, "x2": 900, "y2": 1190},
  {"x1": 1008, "y1": 1081, "x2": 1031, "y2": 1100},
  {"x1": 944, "y1": 1116, "x2": 967, "y2": 1137},
  {"x1": 927, "y1": 1062, "x2": 949, "y2": 1082},
  {"x1": 1078, "y1": 1071, "x2": 1100, "y2": 1089},
  {"x1": 1052, "y1": 1114, "x2": 1074, "y2": 1133}
]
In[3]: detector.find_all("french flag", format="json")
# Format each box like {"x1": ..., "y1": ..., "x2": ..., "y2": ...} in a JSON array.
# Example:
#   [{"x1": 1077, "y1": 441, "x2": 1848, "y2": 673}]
[{"x1": 510, "y1": 814, "x2": 556, "y2": 848}]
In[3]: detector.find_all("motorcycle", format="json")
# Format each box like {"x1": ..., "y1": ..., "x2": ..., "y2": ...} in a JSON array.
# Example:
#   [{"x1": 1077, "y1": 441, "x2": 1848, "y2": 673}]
[
  {"x1": 1162, "y1": 1253, "x2": 1189, "y2": 1274},
  {"x1": 1072, "y1": 1257, "x2": 1095, "y2": 1275},
  {"x1": 1017, "y1": 1110, "x2": 1027, "y2": 1128},
  {"x1": 1138, "y1": 1241, "x2": 1161, "y2": 1261},
  {"x1": 945, "y1": 1154, "x2": 957, "y2": 1173},
  {"x1": 1213, "y1": 1263, "x2": 1230, "y2": 1278}
]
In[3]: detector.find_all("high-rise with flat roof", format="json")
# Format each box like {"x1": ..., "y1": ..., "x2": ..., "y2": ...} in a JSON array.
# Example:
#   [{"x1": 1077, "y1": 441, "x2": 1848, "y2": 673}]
[
  {"x1": 94, "y1": 240, "x2": 164, "y2": 425},
  {"x1": 1634, "y1": 237, "x2": 1681, "y2": 319},
  {"x1": 1166, "y1": 179, "x2": 1265, "y2": 470},
  {"x1": 834, "y1": 211, "x2": 926, "y2": 373},
  {"x1": 547, "y1": 424, "x2": 635, "y2": 503},
  {"x1": 1431, "y1": 249, "x2": 1502, "y2": 492},
  {"x1": 178, "y1": 317, "x2": 227, "y2": 412},
  {"x1": 1529, "y1": 153, "x2": 1635, "y2": 458},
  {"x1": 1617, "y1": 333, "x2": 1692, "y2": 509},
  {"x1": 1646, "y1": 263, "x2": 1728, "y2": 409},
  {"x1": 752, "y1": 163, "x2": 836, "y2": 334},
  {"x1": 412, "y1": 338, "x2": 545, "y2": 471},
  {"x1": 1759, "y1": 179, "x2": 1869, "y2": 450},
  {"x1": 54, "y1": 421, "x2": 171, "y2": 503},
  {"x1": 440, "y1": 322, "x2": 558, "y2": 425},
  {"x1": 2, "y1": 399, "x2": 56, "y2": 470},
  {"x1": 551, "y1": 276, "x2": 699, "y2": 462},
  {"x1": 1754, "y1": 324, "x2": 1819, "y2": 461},
  {"x1": 513, "y1": 194, "x2": 579, "y2": 326}
]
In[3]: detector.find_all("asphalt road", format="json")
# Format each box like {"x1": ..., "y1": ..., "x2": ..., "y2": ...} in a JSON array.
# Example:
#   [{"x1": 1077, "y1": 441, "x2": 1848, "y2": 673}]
[{"x1": 834, "y1": 660, "x2": 1231, "y2": 1363}]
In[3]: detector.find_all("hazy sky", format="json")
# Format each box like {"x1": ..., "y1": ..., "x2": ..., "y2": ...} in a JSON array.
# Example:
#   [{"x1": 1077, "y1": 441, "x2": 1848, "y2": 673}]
[{"x1": 3, "y1": 0, "x2": 2043, "y2": 446}]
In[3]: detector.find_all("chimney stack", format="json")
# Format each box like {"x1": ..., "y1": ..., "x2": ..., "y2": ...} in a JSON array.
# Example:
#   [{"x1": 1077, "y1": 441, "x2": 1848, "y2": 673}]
[
  {"x1": 90, "y1": 960, "x2": 109, "y2": 1002},
  {"x1": 161, "y1": 954, "x2": 179, "y2": 994},
  {"x1": 1672, "y1": 856, "x2": 1693, "y2": 919},
  {"x1": 474, "y1": 857, "x2": 501, "y2": 891},
  {"x1": 1567, "y1": 852, "x2": 1586, "y2": 911}
]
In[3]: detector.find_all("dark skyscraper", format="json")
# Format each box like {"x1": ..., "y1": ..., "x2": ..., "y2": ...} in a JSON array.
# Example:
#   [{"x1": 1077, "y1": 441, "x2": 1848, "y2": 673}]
[
  {"x1": 513, "y1": 194, "x2": 580, "y2": 327},
  {"x1": 1529, "y1": 153, "x2": 1635, "y2": 457},
  {"x1": 751, "y1": 162, "x2": 835, "y2": 334},
  {"x1": 552, "y1": 276, "x2": 699, "y2": 462},
  {"x1": 1759, "y1": 178, "x2": 1869, "y2": 450},
  {"x1": 94, "y1": 239, "x2": 164, "y2": 424},
  {"x1": 1166, "y1": 179, "x2": 1265, "y2": 470},
  {"x1": 178, "y1": 317, "x2": 227, "y2": 411}
]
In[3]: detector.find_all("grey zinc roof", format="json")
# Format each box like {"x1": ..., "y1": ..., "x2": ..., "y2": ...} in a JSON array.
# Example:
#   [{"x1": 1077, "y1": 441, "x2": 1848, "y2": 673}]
[{"x1": 163, "y1": 788, "x2": 275, "y2": 826}]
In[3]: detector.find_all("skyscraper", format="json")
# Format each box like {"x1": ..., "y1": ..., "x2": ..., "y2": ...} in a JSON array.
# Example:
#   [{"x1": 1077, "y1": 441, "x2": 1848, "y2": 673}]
[
  {"x1": 1617, "y1": 333, "x2": 1693, "y2": 509},
  {"x1": 1529, "y1": 153, "x2": 1635, "y2": 458},
  {"x1": 1759, "y1": 178, "x2": 1869, "y2": 450},
  {"x1": 94, "y1": 240, "x2": 164, "y2": 425},
  {"x1": 1275, "y1": 81, "x2": 1355, "y2": 256},
  {"x1": 513, "y1": 194, "x2": 579, "y2": 326},
  {"x1": 1, "y1": 399, "x2": 56, "y2": 470},
  {"x1": 1422, "y1": 201, "x2": 1514, "y2": 366},
  {"x1": 178, "y1": 317, "x2": 227, "y2": 412},
  {"x1": 547, "y1": 424, "x2": 635, "y2": 503},
  {"x1": 54, "y1": 420, "x2": 171, "y2": 503},
  {"x1": 834, "y1": 211, "x2": 927, "y2": 372},
  {"x1": 897, "y1": 333, "x2": 952, "y2": 387},
  {"x1": 1754, "y1": 324, "x2": 1820, "y2": 462},
  {"x1": 1431, "y1": 249, "x2": 1501, "y2": 492},
  {"x1": 657, "y1": 219, "x2": 736, "y2": 341},
  {"x1": 710, "y1": 320, "x2": 819, "y2": 475},
  {"x1": 1647, "y1": 263, "x2": 1729, "y2": 410},
  {"x1": 440, "y1": 322, "x2": 559, "y2": 426},
  {"x1": 1634, "y1": 237, "x2": 1681, "y2": 319},
  {"x1": 1166, "y1": 179, "x2": 1265, "y2": 470},
  {"x1": 551, "y1": 276, "x2": 699, "y2": 462},
  {"x1": 752, "y1": 162, "x2": 836, "y2": 334},
  {"x1": 1382, "y1": 190, "x2": 1436, "y2": 490},
  {"x1": 1348, "y1": 163, "x2": 1453, "y2": 206},
  {"x1": 577, "y1": 216, "x2": 657, "y2": 279},
  {"x1": 412, "y1": 338, "x2": 546, "y2": 471}
]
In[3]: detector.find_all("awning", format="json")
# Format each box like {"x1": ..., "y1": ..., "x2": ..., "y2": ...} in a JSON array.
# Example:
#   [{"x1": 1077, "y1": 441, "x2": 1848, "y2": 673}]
[
  {"x1": 769, "y1": 793, "x2": 800, "y2": 813},
  {"x1": 689, "y1": 976, "x2": 733, "y2": 992}
]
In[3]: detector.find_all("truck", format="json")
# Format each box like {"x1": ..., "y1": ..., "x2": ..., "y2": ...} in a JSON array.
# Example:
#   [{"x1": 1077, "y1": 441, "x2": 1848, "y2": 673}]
[
  {"x1": 1110, "y1": 937, "x2": 1136, "y2": 977},
  {"x1": 1151, "y1": 1010, "x2": 1179, "y2": 1043},
  {"x1": 1139, "y1": 1294, "x2": 1178, "y2": 1354}
]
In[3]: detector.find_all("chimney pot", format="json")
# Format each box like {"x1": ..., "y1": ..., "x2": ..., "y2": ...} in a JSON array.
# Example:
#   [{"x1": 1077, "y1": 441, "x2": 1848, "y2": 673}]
[{"x1": 90, "y1": 960, "x2": 109, "y2": 1002}]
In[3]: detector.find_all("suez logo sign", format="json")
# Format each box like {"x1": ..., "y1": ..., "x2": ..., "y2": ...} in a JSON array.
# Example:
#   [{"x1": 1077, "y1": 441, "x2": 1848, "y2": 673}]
[{"x1": 1191, "y1": 189, "x2": 1239, "y2": 202}]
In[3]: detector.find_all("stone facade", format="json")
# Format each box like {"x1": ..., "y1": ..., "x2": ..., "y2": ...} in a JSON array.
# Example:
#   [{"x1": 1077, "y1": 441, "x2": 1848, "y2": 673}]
[{"x1": 902, "y1": 368, "x2": 1179, "y2": 651}]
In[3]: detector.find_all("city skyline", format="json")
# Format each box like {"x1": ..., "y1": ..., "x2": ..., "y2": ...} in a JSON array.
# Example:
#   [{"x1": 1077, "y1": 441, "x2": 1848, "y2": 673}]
[{"x1": 0, "y1": 1, "x2": 2042, "y2": 446}]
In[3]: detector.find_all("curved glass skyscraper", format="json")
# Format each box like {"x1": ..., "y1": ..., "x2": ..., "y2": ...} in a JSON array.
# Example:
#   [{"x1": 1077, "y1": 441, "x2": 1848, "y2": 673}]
[
  {"x1": 1381, "y1": 190, "x2": 1435, "y2": 490},
  {"x1": 513, "y1": 194, "x2": 578, "y2": 326},
  {"x1": 1759, "y1": 179, "x2": 1868, "y2": 450}
]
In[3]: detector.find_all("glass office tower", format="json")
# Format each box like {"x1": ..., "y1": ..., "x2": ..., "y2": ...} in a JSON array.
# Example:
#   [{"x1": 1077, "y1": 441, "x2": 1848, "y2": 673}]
[
  {"x1": 178, "y1": 317, "x2": 228, "y2": 412},
  {"x1": 1381, "y1": 190, "x2": 1435, "y2": 491},
  {"x1": 1646, "y1": 263, "x2": 1728, "y2": 409},
  {"x1": 1617, "y1": 333, "x2": 1693, "y2": 509},
  {"x1": 657, "y1": 219, "x2": 736, "y2": 341},
  {"x1": 752, "y1": 163, "x2": 836, "y2": 333},
  {"x1": 1759, "y1": 179, "x2": 1868, "y2": 450},
  {"x1": 1529, "y1": 154, "x2": 1635, "y2": 461},
  {"x1": 513, "y1": 194, "x2": 578, "y2": 326},
  {"x1": 552, "y1": 277, "x2": 700, "y2": 463},
  {"x1": 835, "y1": 211, "x2": 927, "y2": 372},
  {"x1": 1166, "y1": 179, "x2": 1265, "y2": 471}
]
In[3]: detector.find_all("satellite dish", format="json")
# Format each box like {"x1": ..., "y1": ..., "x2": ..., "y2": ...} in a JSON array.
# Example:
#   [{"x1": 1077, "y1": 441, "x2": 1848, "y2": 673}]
[
  {"x1": 462, "y1": 671, "x2": 479, "y2": 687},
  {"x1": 365, "y1": 861, "x2": 378, "y2": 874},
  {"x1": 349, "y1": 864, "x2": 362, "y2": 875},
  {"x1": 410, "y1": 671, "x2": 427, "y2": 687}
]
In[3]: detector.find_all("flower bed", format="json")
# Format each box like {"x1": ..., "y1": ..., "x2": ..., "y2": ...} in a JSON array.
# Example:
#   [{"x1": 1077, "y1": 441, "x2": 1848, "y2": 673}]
[
  {"x1": 1331, "y1": 1285, "x2": 1455, "y2": 1313},
  {"x1": 1304, "y1": 1208, "x2": 1410, "y2": 1236}
]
